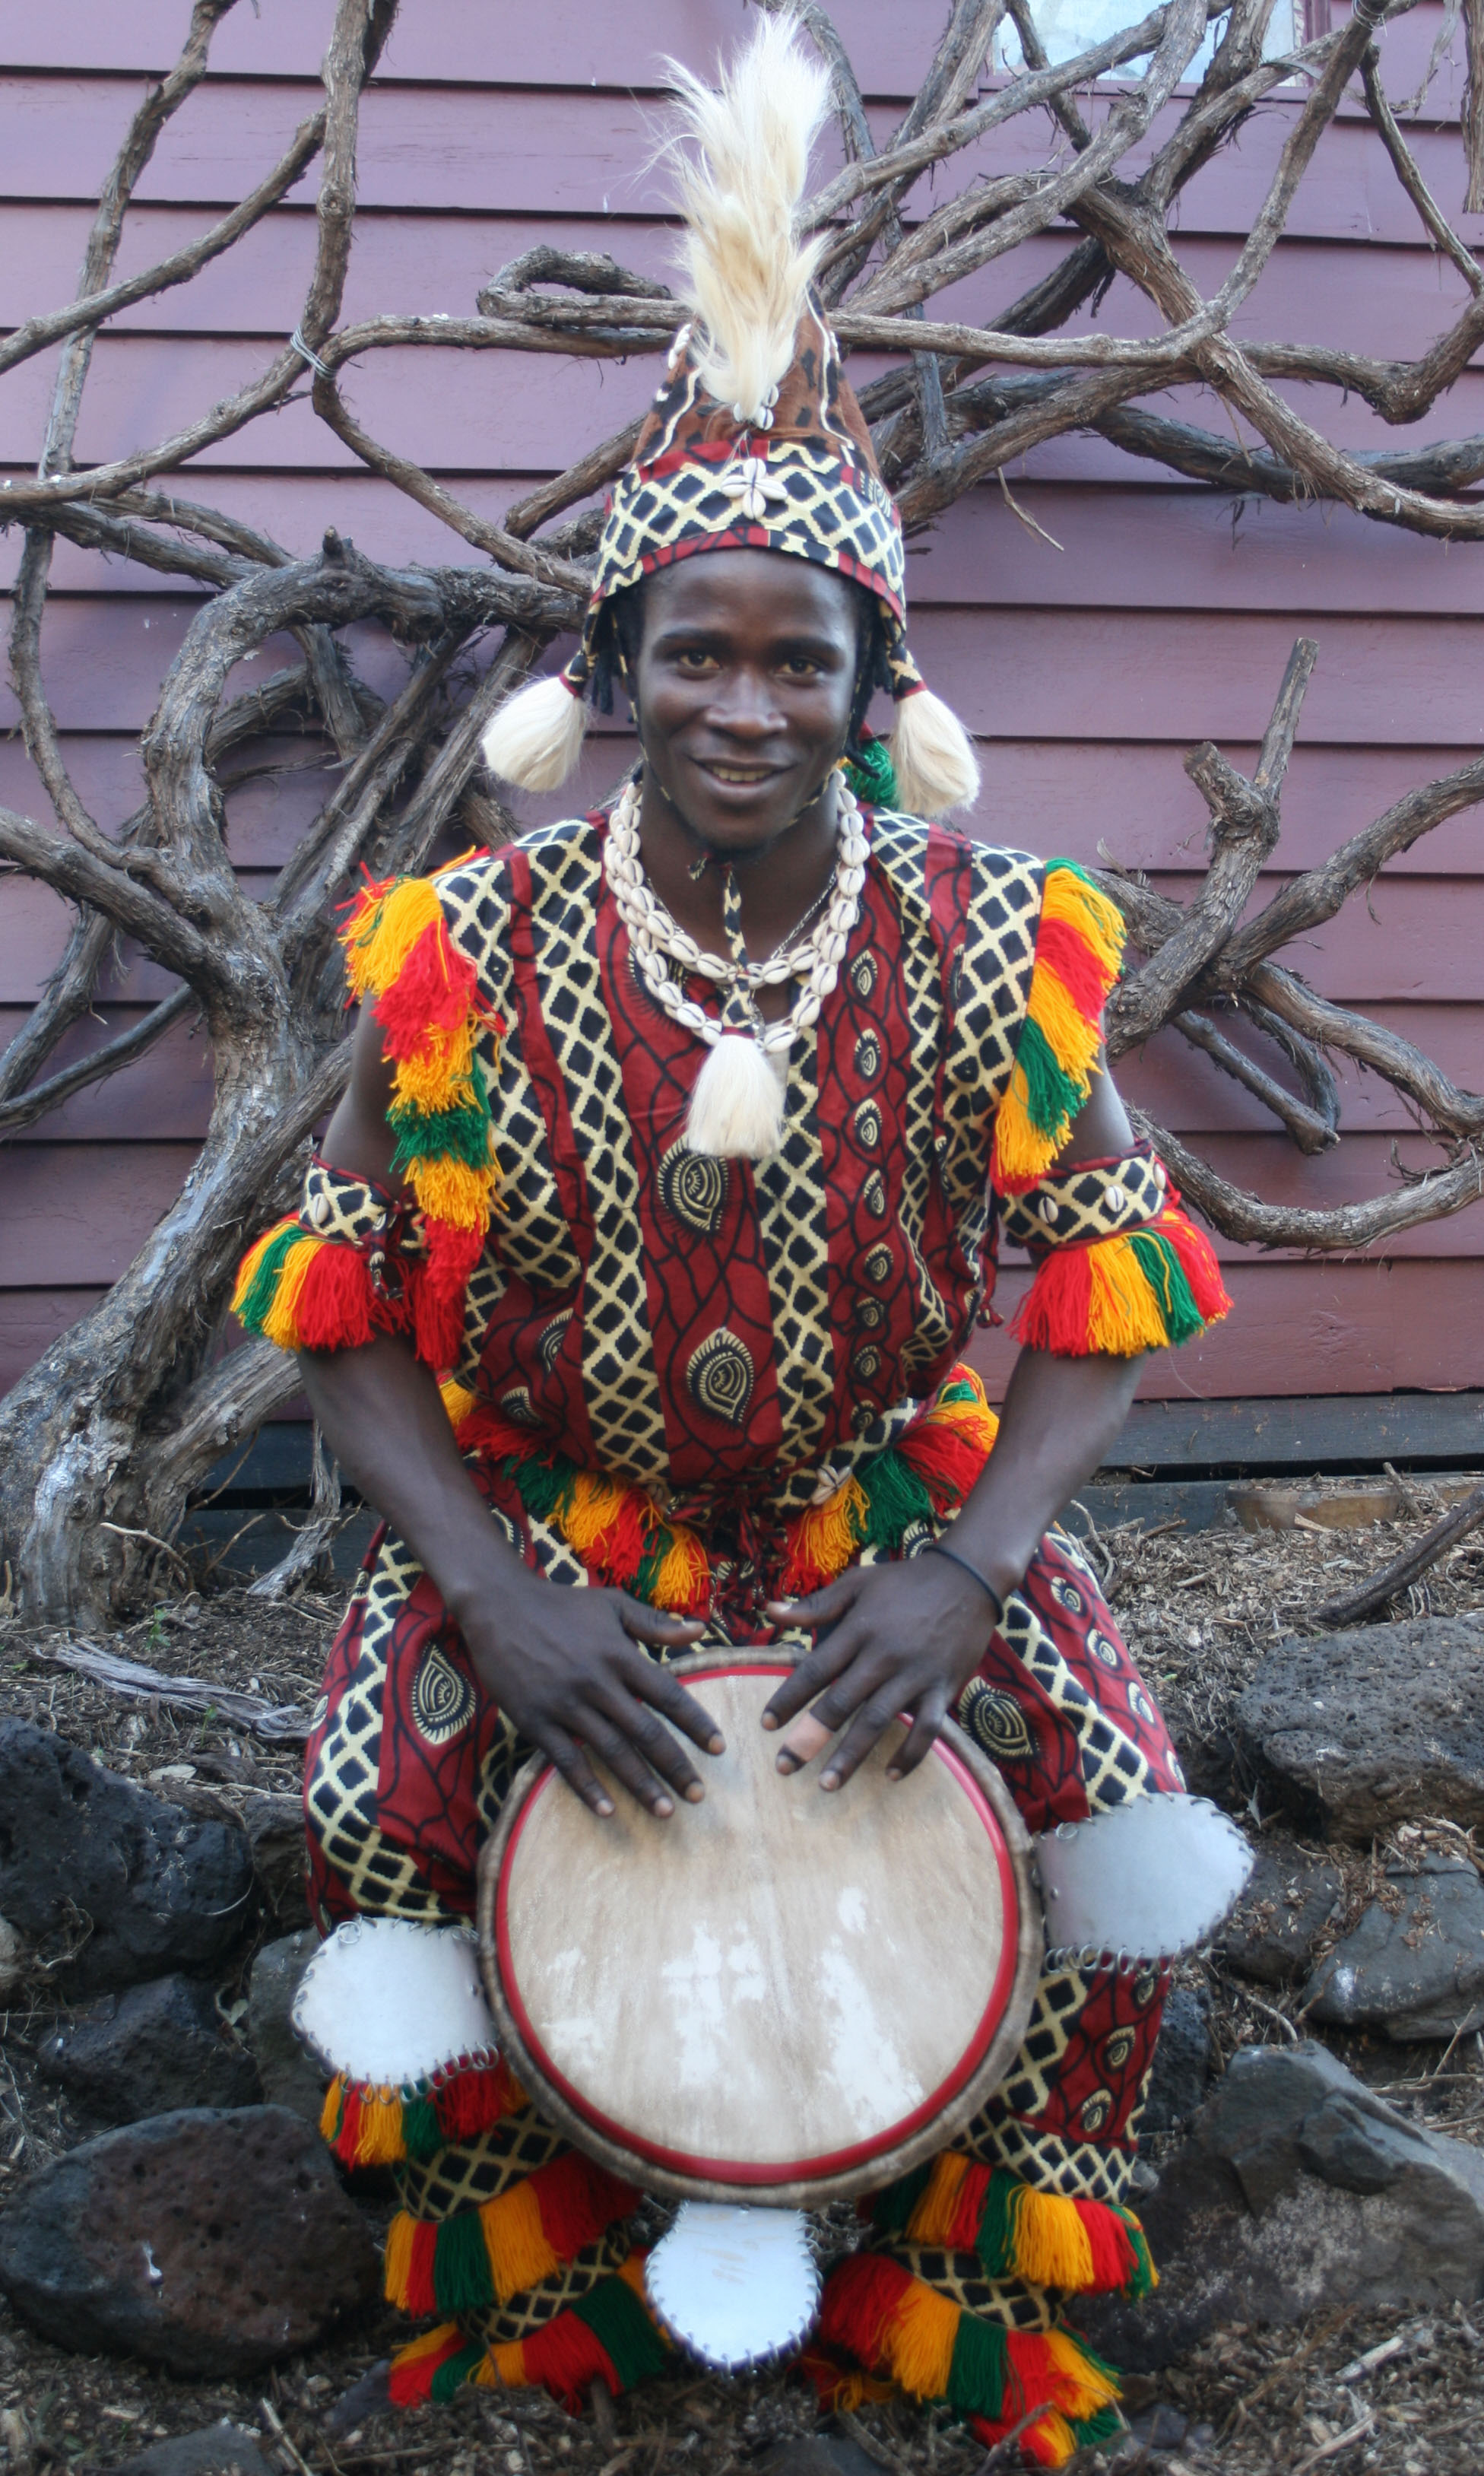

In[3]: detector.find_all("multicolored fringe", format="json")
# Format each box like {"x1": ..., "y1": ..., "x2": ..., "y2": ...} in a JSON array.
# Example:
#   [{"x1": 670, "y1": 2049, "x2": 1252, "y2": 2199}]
[
  {"x1": 387, "y1": 2255, "x2": 669, "y2": 2409},
  {"x1": 232, "y1": 1213, "x2": 403, "y2": 1354},
  {"x1": 439, "y1": 1382, "x2": 712, "y2": 1617},
  {"x1": 385, "y1": 2154, "x2": 639, "y2": 2314},
  {"x1": 340, "y1": 868, "x2": 503, "y2": 1367},
  {"x1": 319, "y1": 2055, "x2": 525, "y2": 2169},
  {"x1": 1012, "y1": 1204, "x2": 1232, "y2": 1357},
  {"x1": 817, "y1": 2253, "x2": 1122, "y2": 2471},
  {"x1": 868, "y1": 2157, "x2": 1156, "y2": 2301},
  {"x1": 992, "y1": 862, "x2": 1124, "y2": 1196},
  {"x1": 779, "y1": 1367, "x2": 1000, "y2": 1599},
  {"x1": 844, "y1": 729, "x2": 900, "y2": 810}
]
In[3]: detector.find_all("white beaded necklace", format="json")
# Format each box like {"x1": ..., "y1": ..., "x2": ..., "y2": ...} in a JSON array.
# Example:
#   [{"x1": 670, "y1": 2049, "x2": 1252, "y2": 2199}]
[{"x1": 604, "y1": 771, "x2": 868, "y2": 1160}]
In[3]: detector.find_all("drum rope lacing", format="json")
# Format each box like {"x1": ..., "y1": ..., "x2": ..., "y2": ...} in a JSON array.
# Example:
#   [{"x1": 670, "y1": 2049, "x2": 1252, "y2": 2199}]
[{"x1": 603, "y1": 770, "x2": 868, "y2": 1057}]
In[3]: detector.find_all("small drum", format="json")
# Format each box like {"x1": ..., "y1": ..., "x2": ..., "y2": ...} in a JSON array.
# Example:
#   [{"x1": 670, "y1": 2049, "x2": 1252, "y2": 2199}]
[{"x1": 476, "y1": 1652, "x2": 1042, "y2": 2209}]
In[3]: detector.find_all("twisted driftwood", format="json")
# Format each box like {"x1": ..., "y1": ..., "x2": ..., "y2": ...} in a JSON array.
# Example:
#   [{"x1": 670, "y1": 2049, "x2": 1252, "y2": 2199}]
[{"x1": 2, "y1": 0, "x2": 1482, "y2": 1617}]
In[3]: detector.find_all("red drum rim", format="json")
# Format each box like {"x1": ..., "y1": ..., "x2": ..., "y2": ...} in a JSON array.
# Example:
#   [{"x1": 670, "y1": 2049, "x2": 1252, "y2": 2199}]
[{"x1": 477, "y1": 1652, "x2": 1045, "y2": 2207}]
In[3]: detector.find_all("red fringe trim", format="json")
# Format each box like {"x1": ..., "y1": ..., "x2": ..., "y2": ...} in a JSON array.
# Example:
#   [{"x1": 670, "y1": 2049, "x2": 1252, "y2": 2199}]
[
  {"x1": 372, "y1": 915, "x2": 480, "y2": 1057},
  {"x1": 1032, "y1": 913, "x2": 1115, "y2": 1019},
  {"x1": 414, "y1": 1221, "x2": 484, "y2": 1367},
  {"x1": 435, "y1": 2056, "x2": 525, "y2": 2139},
  {"x1": 820, "y1": 2251, "x2": 915, "y2": 2368},
  {"x1": 533, "y1": 2153, "x2": 639, "y2": 2257},
  {"x1": 520, "y1": 2310, "x2": 620, "y2": 2409},
  {"x1": 895, "y1": 1421, "x2": 987, "y2": 1513},
  {"x1": 1159, "y1": 1201, "x2": 1231, "y2": 1320},
  {"x1": 293, "y1": 1243, "x2": 379, "y2": 1352},
  {"x1": 1014, "y1": 1245, "x2": 1093, "y2": 1354},
  {"x1": 388, "y1": 2325, "x2": 465, "y2": 2406}
]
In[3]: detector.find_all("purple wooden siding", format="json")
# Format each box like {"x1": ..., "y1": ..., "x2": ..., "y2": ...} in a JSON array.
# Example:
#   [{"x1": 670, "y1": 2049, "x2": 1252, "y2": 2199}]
[{"x1": 2, "y1": 0, "x2": 1482, "y2": 1408}]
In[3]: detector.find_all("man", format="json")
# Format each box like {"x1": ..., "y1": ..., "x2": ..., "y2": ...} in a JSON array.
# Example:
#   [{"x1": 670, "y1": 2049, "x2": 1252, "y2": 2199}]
[{"x1": 234, "y1": 20, "x2": 1228, "y2": 2465}]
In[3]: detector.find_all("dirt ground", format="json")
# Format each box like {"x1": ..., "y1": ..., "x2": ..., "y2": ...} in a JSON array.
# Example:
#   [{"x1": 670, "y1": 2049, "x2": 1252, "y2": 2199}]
[{"x1": 2, "y1": 1497, "x2": 1483, "y2": 2474}]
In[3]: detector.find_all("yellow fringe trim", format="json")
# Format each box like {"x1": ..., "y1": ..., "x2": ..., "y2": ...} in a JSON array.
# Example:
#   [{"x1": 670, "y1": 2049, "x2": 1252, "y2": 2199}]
[
  {"x1": 1086, "y1": 1231, "x2": 1182, "y2": 1354},
  {"x1": 1026, "y1": 963, "x2": 1102, "y2": 1097},
  {"x1": 1045, "y1": 2328, "x2": 1121, "y2": 2420},
  {"x1": 258, "y1": 1236, "x2": 322, "y2": 1351},
  {"x1": 617, "y1": 2254, "x2": 649, "y2": 2302},
  {"x1": 1009, "y1": 2188, "x2": 1096, "y2": 2292},
  {"x1": 488, "y1": 2338, "x2": 527, "y2": 2388},
  {"x1": 563, "y1": 1469, "x2": 637, "y2": 1558},
  {"x1": 652, "y1": 1526, "x2": 710, "y2": 1611},
  {"x1": 319, "y1": 2076, "x2": 344, "y2": 2144},
  {"x1": 905, "y1": 2152, "x2": 973, "y2": 2246},
  {"x1": 790, "y1": 1473, "x2": 869, "y2": 1588},
  {"x1": 1032, "y1": 2412, "x2": 1076, "y2": 2465},
  {"x1": 440, "y1": 1376, "x2": 477, "y2": 1428},
  {"x1": 344, "y1": 878, "x2": 446, "y2": 1003},
  {"x1": 405, "y1": 1154, "x2": 495, "y2": 1230},
  {"x1": 1039, "y1": 862, "x2": 1124, "y2": 972},
  {"x1": 382, "y1": 2213, "x2": 416, "y2": 2306},
  {"x1": 828, "y1": 2371, "x2": 899, "y2": 2413},
  {"x1": 230, "y1": 1217, "x2": 292, "y2": 1316},
  {"x1": 392, "y1": 2319, "x2": 462, "y2": 2371},
  {"x1": 482, "y1": 2178, "x2": 561, "y2": 2303},
  {"x1": 391, "y1": 1029, "x2": 480, "y2": 1115},
  {"x1": 879, "y1": 2277, "x2": 960, "y2": 2399}
]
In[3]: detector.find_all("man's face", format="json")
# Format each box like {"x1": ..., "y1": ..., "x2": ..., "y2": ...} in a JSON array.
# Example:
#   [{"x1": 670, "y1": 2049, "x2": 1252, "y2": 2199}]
[{"x1": 630, "y1": 550, "x2": 861, "y2": 859}]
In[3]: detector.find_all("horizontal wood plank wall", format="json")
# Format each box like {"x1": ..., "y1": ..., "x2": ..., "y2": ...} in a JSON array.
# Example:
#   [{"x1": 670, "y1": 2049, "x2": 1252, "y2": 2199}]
[{"x1": 2, "y1": 0, "x2": 1481, "y2": 1409}]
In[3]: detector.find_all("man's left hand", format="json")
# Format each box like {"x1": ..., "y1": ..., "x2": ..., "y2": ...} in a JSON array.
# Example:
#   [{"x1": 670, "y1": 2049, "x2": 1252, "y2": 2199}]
[{"x1": 760, "y1": 1553, "x2": 1003, "y2": 1789}]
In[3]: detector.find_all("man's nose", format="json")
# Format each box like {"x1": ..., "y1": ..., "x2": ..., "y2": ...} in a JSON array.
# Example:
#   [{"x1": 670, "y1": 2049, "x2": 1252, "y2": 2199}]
[{"x1": 706, "y1": 670, "x2": 782, "y2": 735}]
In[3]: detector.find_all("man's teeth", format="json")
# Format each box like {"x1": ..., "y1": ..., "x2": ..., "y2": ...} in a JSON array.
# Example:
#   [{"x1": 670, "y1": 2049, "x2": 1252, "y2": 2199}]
[{"x1": 709, "y1": 765, "x2": 769, "y2": 782}]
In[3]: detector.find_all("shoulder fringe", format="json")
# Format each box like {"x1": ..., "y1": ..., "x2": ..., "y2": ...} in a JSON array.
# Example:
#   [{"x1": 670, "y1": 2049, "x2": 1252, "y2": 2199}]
[
  {"x1": 991, "y1": 859, "x2": 1124, "y2": 1195},
  {"x1": 664, "y1": 14, "x2": 831, "y2": 421},
  {"x1": 338, "y1": 871, "x2": 500, "y2": 1367}
]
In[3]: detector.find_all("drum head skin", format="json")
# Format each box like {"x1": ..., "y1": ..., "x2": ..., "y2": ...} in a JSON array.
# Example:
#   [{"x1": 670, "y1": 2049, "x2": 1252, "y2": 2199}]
[{"x1": 477, "y1": 1655, "x2": 1042, "y2": 2206}]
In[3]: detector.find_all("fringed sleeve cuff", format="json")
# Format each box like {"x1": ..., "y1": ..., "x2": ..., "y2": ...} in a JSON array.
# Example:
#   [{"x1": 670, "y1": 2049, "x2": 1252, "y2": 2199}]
[{"x1": 1010, "y1": 1200, "x2": 1232, "y2": 1357}]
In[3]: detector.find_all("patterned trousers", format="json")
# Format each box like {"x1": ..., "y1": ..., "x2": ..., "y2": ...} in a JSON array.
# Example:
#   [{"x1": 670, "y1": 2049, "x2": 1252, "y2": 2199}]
[{"x1": 303, "y1": 1460, "x2": 1181, "y2": 2466}]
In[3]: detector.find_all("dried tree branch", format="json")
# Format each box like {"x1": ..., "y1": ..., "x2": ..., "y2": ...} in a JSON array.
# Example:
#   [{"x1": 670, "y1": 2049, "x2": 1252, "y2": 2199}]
[
  {"x1": 1314, "y1": 1480, "x2": 1484, "y2": 1625},
  {"x1": 0, "y1": 990, "x2": 195, "y2": 1140},
  {"x1": 1174, "y1": 1009, "x2": 1339, "y2": 1154}
]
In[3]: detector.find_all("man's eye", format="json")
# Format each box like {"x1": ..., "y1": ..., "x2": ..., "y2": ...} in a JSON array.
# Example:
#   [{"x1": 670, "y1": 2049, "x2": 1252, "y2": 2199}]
[
  {"x1": 781, "y1": 657, "x2": 822, "y2": 678},
  {"x1": 675, "y1": 650, "x2": 718, "y2": 673}
]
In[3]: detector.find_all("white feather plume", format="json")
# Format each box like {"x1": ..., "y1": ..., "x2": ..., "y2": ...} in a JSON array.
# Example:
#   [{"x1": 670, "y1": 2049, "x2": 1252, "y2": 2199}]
[{"x1": 663, "y1": 16, "x2": 831, "y2": 423}]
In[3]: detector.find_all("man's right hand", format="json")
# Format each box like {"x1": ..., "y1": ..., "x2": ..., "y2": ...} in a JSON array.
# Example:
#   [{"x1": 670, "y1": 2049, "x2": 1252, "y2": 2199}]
[{"x1": 456, "y1": 1572, "x2": 720, "y2": 1819}]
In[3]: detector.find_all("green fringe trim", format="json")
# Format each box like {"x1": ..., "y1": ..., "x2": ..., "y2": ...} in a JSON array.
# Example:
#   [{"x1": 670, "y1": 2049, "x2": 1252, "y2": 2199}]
[
  {"x1": 434, "y1": 2206, "x2": 496, "y2": 2313},
  {"x1": 234, "y1": 1221, "x2": 303, "y2": 1332},
  {"x1": 1014, "y1": 1013, "x2": 1084, "y2": 1140},
  {"x1": 946, "y1": 2307, "x2": 1010, "y2": 2414},
  {"x1": 569, "y1": 2272, "x2": 671, "y2": 2389},
  {"x1": 388, "y1": 1054, "x2": 491, "y2": 1176},
  {"x1": 1071, "y1": 2405, "x2": 1126, "y2": 2449},
  {"x1": 1128, "y1": 1230, "x2": 1204, "y2": 1346},
  {"x1": 429, "y1": 2339, "x2": 487, "y2": 2402},
  {"x1": 860, "y1": 1448, "x2": 936, "y2": 1549},
  {"x1": 868, "y1": 2161, "x2": 934, "y2": 2239},
  {"x1": 401, "y1": 2094, "x2": 445, "y2": 2163}
]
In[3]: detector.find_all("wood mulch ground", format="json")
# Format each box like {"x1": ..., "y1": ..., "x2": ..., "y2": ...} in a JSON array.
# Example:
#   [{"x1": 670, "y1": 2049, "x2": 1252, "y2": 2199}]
[{"x1": 2, "y1": 1502, "x2": 1482, "y2": 2474}]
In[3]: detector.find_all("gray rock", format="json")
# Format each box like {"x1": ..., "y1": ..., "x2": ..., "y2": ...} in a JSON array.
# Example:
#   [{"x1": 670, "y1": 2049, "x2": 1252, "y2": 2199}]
[
  {"x1": 36, "y1": 1975, "x2": 261, "y2": 2125},
  {"x1": 0, "y1": 1722, "x2": 254, "y2": 1995},
  {"x1": 0, "y1": 2103, "x2": 377, "y2": 2376},
  {"x1": 1235, "y1": 1618, "x2": 1484, "y2": 1842},
  {"x1": 1075, "y1": 2040, "x2": 1484, "y2": 2370},
  {"x1": 110, "y1": 2424, "x2": 276, "y2": 2476},
  {"x1": 243, "y1": 1797, "x2": 311, "y2": 1935},
  {"x1": 246, "y1": 1929, "x2": 325, "y2": 2123},
  {"x1": 1139, "y1": 1987, "x2": 1213, "y2": 2141},
  {"x1": 1302, "y1": 1854, "x2": 1484, "y2": 2040},
  {"x1": 1217, "y1": 1837, "x2": 1345, "y2": 1986}
]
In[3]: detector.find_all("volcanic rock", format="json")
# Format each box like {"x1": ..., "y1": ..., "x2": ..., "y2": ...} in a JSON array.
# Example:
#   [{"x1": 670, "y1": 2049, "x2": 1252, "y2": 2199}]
[
  {"x1": 37, "y1": 1973, "x2": 261, "y2": 2124},
  {"x1": 246, "y1": 1928, "x2": 325, "y2": 2122},
  {"x1": 1235, "y1": 1618, "x2": 1484, "y2": 1841},
  {"x1": 0, "y1": 1721, "x2": 253, "y2": 1995},
  {"x1": 1076, "y1": 2041, "x2": 1484, "y2": 2370},
  {"x1": 1138, "y1": 1986, "x2": 1213, "y2": 2141},
  {"x1": 0, "y1": 2103, "x2": 377, "y2": 2375},
  {"x1": 1302, "y1": 1854, "x2": 1484, "y2": 2039},
  {"x1": 243, "y1": 1795, "x2": 311, "y2": 1933},
  {"x1": 1217, "y1": 1836, "x2": 1345, "y2": 1986}
]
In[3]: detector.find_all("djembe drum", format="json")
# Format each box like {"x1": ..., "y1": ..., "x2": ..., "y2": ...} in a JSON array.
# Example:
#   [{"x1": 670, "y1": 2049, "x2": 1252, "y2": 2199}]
[{"x1": 474, "y1": 1651, "x2": 1045, "y2": 2365}]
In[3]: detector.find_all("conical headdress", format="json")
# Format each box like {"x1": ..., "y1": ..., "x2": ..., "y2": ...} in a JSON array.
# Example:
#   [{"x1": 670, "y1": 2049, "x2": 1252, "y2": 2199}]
[{"x1": 482, "y1": 13, "x2": 980, "y2": 819}]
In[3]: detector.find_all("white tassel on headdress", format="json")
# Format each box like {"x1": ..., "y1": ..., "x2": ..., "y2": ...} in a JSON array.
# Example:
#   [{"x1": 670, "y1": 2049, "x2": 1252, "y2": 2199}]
[
  {"x1": 686, "y1": 1035, "x2": 788, "y2": 1160},
  {"x1": 664, "y1": 17, "x2": 831, "y2": 424},
  {"x1": 890, "y1": 689, "x2": 982, "y2": 818},
  {"x1": 480, "y1": 672, "x2": 588, "y2": 792}
]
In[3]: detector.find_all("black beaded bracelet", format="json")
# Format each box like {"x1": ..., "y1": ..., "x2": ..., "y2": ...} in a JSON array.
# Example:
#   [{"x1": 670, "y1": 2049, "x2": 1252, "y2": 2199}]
[{"x1": 928, "y1": 1541, "x2": 1004, "y2": 1627}]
